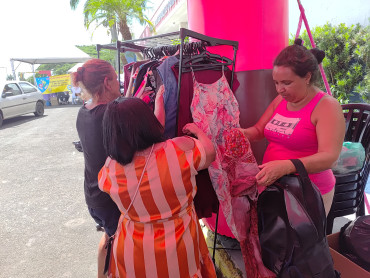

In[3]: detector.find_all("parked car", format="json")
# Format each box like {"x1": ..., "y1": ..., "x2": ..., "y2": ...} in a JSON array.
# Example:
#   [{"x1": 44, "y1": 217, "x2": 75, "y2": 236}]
[{"x1": 0, "y1": 81, "x2": 45, "y2": 127}]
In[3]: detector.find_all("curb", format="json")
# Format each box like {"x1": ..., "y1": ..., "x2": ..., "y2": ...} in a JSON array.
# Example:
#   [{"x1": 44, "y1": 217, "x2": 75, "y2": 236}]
[{"x1": 201, "y1": 223, "x2": 245, "y2": 278}]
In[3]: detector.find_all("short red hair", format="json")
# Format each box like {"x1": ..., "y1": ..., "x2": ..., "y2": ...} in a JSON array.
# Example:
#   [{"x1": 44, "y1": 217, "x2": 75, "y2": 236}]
[{"x1": 70, "y1": 59, "x2": 115, "y2": 97}]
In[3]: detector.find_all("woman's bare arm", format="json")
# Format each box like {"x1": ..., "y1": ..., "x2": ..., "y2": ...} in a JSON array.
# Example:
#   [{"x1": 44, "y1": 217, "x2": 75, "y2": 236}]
[{"x1": 241, "y1": 95, "x2": 282, "y2": 142}]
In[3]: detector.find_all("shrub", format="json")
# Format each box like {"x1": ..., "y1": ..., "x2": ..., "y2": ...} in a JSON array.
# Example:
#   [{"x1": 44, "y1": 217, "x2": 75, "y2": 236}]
[{"x1": 290, "y1": 22, "x2": 370, "y2": 103}]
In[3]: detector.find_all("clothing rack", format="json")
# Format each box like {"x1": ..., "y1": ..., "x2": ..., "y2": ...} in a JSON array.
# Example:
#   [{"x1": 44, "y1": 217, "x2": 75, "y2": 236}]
[
  {"x1": 96, "y1": 28, "x2": 239, "y2": 263},
  {"x1": 96, "y1": 28, "x2": 238, "y2": 93},
  {"x1": 96, "y1": 31, "x2": 180, "y2": 85},
  {"x1": 97, "y1": 28, "x2": 238, "y2": 135},
  {"x1": 176, "y1": 28, "x2": 238, "y2": 92}
]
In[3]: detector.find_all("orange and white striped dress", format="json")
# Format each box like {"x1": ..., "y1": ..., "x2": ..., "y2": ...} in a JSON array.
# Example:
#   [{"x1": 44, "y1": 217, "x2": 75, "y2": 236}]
[{"x1": 98, "y1": 138, "x2": 216, "y2": 278}]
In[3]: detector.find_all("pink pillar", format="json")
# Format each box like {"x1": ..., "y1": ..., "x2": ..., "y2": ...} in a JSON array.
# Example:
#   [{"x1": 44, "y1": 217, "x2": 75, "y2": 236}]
[
  {"x1": 187, "y1": 0, "x2": 289, "y2": 72},
  {"x1": 187, "y1": 0, "x2": 289, "y2": 237}
]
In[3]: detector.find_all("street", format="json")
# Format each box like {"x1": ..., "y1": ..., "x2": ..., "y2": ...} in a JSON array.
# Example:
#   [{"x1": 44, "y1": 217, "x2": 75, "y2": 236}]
[{"x1": 0, "y1": 105, "x2": 102, "y2": 278}]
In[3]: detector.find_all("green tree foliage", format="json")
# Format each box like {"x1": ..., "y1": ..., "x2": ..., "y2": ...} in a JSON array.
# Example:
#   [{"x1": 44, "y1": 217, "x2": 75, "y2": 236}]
[
  {"x1": 6, "y1": 74, "x2": 15, "y2": 81},
  {"x1": 26, "y1": 76, "x2": 35, "y2": 85},
  {"x1": 291, "y1": 22, "x2": 370, "y2": 103},
  {"x1": 36, "y1": 63, "x2": 76, "y2": 76},
  {"x1": 76, "y1": 45, "x2": 116, "y2": 66},
  {"x1": 70, "y1": 0, "x2": 153, "y2": 68}
]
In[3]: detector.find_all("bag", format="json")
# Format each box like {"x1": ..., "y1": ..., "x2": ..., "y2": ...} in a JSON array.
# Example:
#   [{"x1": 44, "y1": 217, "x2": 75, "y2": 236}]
[
  {"x1": 339, "y1": 215, "x2": 370, "y2": 271},
  {"x1": 332, "y1": 142, "x2": 365, "y2": 175},
  {"x1": 257, "y1": 159, "x2": 339, "y2": 278}
]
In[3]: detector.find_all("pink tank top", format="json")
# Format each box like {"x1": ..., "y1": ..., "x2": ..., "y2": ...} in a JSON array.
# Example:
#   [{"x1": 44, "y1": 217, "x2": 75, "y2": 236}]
[{"x1": 263, "y1": 91, "x2": 335, "y2": 194}]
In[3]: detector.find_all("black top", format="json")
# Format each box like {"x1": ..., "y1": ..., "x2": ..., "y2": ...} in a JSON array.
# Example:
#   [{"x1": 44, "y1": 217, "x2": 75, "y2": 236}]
[
  {"x1": 76, "y1": 104, "x2": 115, "y2": 208},
  {"x1": 133, "y1": 60, "x2": 159, "y2": 95}
]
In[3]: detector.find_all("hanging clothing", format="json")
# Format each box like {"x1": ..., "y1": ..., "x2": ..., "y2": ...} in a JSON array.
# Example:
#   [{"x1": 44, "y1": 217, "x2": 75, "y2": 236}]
[
  {"x1": 157, "y1": 56, "x2": 179, "y2": 139},
  {"x1": 133, "y1": 61, "x2": 159, "y2": 95},
  {"x1": 126, "y1": 56, "x2": 180, "y2": 139},
  {"x1": 123, "y1": 62, "x2": 135, "y2": 93},
  {"x1": 171, "y1": 66, "x2": 238, "y2": 137},
  {"x1": 172, "y1": 67, "x2": 238, "y2": 219},
  {"x1": 190, "y1": 70, "x2": 275, "y2": 278},
  {"x1": 263, "y1": 91, "x2": 335, "y2": 195},
  {"x1": 120, "y1": 56, "x2": 237, "y2": 219},
  {"x1": 123, "y1": 60, "x2": 148, "y2": 94},
  {"x1": 134, "y1": 68, "x2": 151, "y2": 99},
  {"x1": 98, "y1": 139, "x2": 216, "y2": 278}
]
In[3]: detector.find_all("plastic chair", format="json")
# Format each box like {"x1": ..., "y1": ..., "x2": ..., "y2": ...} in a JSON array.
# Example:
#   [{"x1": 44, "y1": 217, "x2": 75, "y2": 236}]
[{"x1": 326, "y1": 103, "x2": 370, "y2": 235}]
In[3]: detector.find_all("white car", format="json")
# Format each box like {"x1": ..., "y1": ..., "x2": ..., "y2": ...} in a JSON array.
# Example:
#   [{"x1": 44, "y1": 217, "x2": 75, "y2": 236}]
[{"x1": 0, "y1": 81, "x2": 45, "y2": 127}]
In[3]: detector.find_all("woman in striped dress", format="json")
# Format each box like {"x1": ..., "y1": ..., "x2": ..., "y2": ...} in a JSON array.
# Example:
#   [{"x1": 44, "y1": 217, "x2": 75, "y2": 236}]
[{"x1": 98, "y1": 97, "x2": 217, "y2": 278}]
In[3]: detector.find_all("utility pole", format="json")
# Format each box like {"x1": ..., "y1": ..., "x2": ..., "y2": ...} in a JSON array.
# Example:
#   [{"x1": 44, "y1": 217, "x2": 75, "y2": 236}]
[{"x1": 10, "y1": 59, "x2": 16, "y2": 80}]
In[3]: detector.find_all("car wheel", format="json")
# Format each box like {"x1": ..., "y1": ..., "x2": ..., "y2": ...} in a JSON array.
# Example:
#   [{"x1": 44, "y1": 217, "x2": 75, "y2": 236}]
[
  {"x1": 34, "y1": 101, "x2": 44, "y2": 117},
  {"x1": 0, "y1": 112, "x2": 3, "y2": 127}
]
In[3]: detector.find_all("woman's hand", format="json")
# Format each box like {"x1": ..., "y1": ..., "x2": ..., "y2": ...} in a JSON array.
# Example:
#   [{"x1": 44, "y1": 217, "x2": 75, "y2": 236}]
[
  {"x1": 256, "y1": 160, "x2": 295, "y2": 186},
  {"x1": 237, "y1": 128, "x2": 247, "y2": 138},
  {"x1": 182, "y1": 123, "x2": 201, "y2": 138},
  {"x1": 154, "y1": 85, "x2": 165, "y2": 127}
]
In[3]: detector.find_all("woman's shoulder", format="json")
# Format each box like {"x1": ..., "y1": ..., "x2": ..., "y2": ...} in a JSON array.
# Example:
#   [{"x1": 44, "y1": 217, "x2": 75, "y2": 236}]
[
  {"x1": 316, "y1": 92, "x2": 342, "y2": 110},
  {"x1": 312, "y1": 92, "x2": 344, "y2": 122}
]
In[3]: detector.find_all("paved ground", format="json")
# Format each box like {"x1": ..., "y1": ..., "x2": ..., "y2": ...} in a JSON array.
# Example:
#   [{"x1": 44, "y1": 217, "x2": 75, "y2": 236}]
[
  {"x1": 1, "y1": 104, "x2": 369, "y2": 278},
  {"x1": 0, "y1": 105, "x2": 102, "y2": 278}
]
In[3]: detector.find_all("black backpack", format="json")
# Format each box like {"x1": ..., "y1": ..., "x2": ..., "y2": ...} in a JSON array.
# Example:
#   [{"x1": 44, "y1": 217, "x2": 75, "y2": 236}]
[
  {"x1": 339, "y1": 215, "x2": 370, "y2": 271},
  {"x1": 257, "y1": 159, "x2": 339, "y2": 278}
]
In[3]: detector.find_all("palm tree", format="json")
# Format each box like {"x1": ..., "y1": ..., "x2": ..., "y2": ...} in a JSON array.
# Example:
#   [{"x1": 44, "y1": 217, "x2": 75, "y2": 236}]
[{"x1": 70, "y1": 0, "x2": 153, "y2": 42}]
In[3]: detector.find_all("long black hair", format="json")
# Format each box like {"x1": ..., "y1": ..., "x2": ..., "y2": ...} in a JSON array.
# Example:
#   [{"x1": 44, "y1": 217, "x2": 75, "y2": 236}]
[
  {"x1": 274, "y1": 39, "x2": 325, "y2": 84},
  {"x1": 103, "y1": 97, "x2": 165, "y2": 165}
]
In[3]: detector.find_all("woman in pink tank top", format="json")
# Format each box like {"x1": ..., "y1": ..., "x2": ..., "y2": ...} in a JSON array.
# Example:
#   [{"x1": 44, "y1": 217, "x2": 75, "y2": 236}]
[{"x1": 240, "y1": 39, "x2": 345, "y2": 215}]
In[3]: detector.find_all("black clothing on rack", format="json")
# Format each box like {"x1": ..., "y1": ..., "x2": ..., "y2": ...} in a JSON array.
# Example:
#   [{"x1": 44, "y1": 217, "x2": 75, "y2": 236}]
[{"x1": 132, "y1": 60, "x2": 159, "y2": 95}]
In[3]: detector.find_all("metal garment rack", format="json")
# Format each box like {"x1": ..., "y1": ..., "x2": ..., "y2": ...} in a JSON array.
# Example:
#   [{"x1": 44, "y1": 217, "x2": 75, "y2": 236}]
[
  {"x1": 96, "y1": 28, "x2": 239, "y2": 263},
  {"x1": 96, "y1": 28, "x2": 238, "y2": 96},
  {"x1": 176, "y1": 28, "x2": 238, "y2": 97},
  {"x1": 96, "y1": 31, "x2": 180, "y2": 85}
]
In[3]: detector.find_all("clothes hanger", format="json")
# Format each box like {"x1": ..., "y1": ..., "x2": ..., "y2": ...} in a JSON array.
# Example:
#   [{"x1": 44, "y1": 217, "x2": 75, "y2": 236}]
[
  {"x1": 182, "y1": 51, "x2": 233, "y2": 67},
  {"x1": 181, "y1": 51, "x2": 233, "y2": 72}
]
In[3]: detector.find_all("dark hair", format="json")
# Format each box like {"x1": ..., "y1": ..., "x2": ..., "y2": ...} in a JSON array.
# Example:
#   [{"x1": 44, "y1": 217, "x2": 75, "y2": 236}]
[
  {"x1": 70, "y1": 59, "x2": 114, "y2": 97},
  {"x1": 102, "y1": 97, "x2": 165, "y2": 165},
  {"x1": 273, "y1": 39, "x2": 325, "y2": 84}
]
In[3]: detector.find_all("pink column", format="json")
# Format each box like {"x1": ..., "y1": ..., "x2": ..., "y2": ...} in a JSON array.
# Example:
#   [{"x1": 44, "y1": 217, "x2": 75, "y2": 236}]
[
  {"x1": 187, "y1": 0, "x2": 289, "y2": 237},
  {"x1": 187, "y1": 0, "x2": 288, "y2": 72}
]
